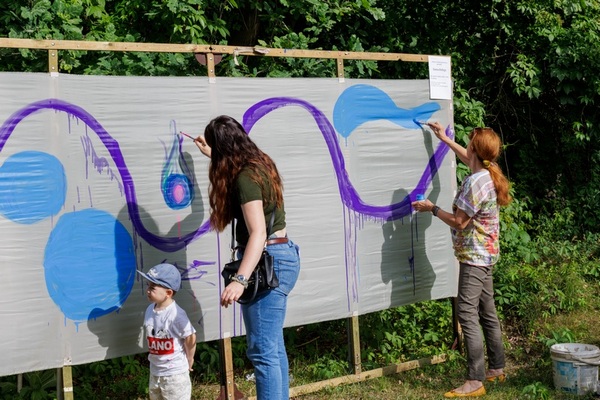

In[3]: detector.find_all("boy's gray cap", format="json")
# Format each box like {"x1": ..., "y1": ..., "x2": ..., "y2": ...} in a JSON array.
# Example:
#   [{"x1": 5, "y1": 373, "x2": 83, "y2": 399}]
[{"x1": 137, "y1": 263, "x2": 181, "y2": 291}]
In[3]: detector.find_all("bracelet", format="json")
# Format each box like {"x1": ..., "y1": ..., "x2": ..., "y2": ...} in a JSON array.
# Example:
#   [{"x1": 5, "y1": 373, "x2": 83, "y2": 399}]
[{"x1": 432, "y1": 205, "x2": 440, "y2": 217}]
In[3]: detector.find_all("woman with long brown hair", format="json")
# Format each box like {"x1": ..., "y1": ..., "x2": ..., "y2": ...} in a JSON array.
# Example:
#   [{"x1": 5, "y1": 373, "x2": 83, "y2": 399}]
[
  {"x1": 195, "y1": 115, "x2": 300, "y2": 400},
  {"x1": 412, "y1": 122, "x2": 511, "y2": 398}
]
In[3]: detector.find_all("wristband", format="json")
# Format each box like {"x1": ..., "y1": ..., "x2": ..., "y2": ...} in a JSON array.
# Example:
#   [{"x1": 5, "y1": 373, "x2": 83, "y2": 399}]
[{"x1": 432, "y1": 205, "x2": 440, "y2": 217}]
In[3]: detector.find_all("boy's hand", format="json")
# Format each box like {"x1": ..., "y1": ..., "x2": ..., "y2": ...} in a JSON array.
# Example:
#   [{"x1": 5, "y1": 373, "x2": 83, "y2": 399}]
[{"x1": 184, "y1": 333, "x2": 196, "y2": 371}]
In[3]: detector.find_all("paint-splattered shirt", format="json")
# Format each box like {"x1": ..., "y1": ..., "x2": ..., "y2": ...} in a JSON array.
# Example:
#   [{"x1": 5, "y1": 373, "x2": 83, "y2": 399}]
[{"x1": 451, "y1": 170, "x2": 499, "y2": 266}]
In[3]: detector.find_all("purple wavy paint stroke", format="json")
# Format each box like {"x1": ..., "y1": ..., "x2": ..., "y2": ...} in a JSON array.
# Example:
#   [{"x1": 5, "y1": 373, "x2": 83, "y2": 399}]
[
  {"x1": 243, "y1": 97, "x2": 453, "y2": 219},
  {"x1": 0, "y1": 99, "x2": 210, "y2": 251}
]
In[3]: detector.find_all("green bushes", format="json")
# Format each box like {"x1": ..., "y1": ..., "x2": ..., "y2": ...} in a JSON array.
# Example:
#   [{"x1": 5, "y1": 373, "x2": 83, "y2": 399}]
[
  {"x1": 0, "y1": 370, "x2": 56, "y2": 400},
  {"x1": 495, "y1": 194, "x2": 600, "y2": 336},
  {"x1": 279, "y1": 300, "x2": 454, "y2": 378},
  {"x1": 494, "y1": 259, "x2": 591, "y2": 331},
  {"x1": 359, "y1": 301, "x2": 453, "y2": 369},
  {"x1": 73, "y1": 355, "x2": 148, "y2": 399}
]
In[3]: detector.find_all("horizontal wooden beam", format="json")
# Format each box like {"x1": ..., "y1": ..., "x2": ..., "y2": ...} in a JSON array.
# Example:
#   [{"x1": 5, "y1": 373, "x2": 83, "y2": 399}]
[
  {"x1": 0, "y1": 38, "x2": 430, "y2": 62},
  {"x1": 245, "y1": 354, "x2": 447, "y2": 400}
]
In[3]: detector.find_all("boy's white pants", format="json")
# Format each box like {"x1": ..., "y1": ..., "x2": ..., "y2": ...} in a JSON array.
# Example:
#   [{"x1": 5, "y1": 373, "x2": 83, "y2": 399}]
[{"x1": 149, "y1": 371, "x2": 191, "y2": 400}]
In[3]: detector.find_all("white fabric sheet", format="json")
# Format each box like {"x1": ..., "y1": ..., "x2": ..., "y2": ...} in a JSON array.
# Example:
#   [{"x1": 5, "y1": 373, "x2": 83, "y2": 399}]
[{"x1": 0, "y1": 73, "x2": 457, "y2": 375}]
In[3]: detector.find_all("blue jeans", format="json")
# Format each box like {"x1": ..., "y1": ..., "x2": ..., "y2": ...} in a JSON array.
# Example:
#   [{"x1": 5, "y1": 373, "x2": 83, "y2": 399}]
[
  {"x1": 241, "y1": 239, "x2": 300, "y2": 400},
  {"x1": 457, "y1": 263, "x2": 505, "y2": 381}
]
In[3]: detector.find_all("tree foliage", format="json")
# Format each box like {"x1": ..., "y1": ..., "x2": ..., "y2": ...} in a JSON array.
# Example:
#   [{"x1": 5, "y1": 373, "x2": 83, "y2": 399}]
[{"x1": 2, "y1": 0, "x2": 600, "y2": 236}]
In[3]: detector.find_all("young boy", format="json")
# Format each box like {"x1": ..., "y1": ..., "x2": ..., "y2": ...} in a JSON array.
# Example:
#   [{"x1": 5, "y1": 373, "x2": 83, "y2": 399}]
[{"x1": 138, "y1": 263, "x2": 197, "y2": 400}]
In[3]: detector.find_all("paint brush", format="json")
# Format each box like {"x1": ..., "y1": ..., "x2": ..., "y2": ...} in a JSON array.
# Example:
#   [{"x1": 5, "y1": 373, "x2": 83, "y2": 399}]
[
  {"x1": 413, "y1": 119, "x2": 427, "y2": 128},
  {"x1": 179, "y1": 131, "x2": 196, "y2": 141}
]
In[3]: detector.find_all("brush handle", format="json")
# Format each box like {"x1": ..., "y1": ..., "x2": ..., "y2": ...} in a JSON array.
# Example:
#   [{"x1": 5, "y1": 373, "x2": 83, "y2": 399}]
[{"x1": 179, "y1": 131, "x2": 195, "y2": 140}]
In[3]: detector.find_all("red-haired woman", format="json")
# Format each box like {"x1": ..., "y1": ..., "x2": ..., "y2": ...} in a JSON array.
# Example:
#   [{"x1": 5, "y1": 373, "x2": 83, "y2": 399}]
[
  {"x1": 195, "y1": 115, "x2": 300, "y2": 400},
  {"x1": 412, "y1": 122, "x2": 511, "y2": 398}
]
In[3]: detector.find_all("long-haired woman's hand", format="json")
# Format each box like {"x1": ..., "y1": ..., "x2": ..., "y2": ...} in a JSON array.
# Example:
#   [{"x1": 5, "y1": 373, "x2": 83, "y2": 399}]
[
  {"x1": 220, "y1": 282, "x2": 245, "y2": 308},
  {"x1": 194, "y1": 136, "x2": 212, "y2": 158}
]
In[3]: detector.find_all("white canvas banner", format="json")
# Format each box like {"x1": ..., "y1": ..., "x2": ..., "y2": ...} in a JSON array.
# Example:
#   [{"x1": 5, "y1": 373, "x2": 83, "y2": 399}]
[{"x1": 0, "y1": 73, "x2": 457, "y2": 375}]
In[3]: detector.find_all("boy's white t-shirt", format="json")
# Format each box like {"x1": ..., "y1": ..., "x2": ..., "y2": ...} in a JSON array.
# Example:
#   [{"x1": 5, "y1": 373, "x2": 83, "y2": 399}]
[{"x1": 144, "y1": 300, "x2": 196, "y2": 376}]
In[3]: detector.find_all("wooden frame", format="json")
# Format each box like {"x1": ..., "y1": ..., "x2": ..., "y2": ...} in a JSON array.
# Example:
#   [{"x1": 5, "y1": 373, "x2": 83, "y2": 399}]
[
  {"x1": 0, "y1": 38, "x2": 428, "y2": 62},
  {"x1": 0, "y1": 37, "x2": 453, "y2": 400}
]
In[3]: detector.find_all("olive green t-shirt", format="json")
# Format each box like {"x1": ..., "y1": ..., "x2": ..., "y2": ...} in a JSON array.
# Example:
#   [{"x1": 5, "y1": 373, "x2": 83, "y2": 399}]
[{"x1": 233, "y1": 167, "x2": 285, "y2": 245}]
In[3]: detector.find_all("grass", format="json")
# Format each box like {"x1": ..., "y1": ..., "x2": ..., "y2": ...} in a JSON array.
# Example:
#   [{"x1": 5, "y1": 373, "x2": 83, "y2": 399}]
[
  {"x1": 191, "y1": 357, "x2": 598, "y2": 399},
  {"x1": 190, "y1": 307, "x2": 600, "y2": 400}
]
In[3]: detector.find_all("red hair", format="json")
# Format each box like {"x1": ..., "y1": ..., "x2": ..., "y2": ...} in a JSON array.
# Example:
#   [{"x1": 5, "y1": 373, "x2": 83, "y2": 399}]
[{"x1": 469, "y1": 128, "x2": 512, "y2": 206}]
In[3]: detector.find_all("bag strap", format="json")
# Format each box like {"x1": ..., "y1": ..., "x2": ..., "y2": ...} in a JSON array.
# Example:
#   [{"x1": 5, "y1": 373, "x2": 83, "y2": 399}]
[{"x1": 229, "y1": 208, "x2": 277, "y2": 252}]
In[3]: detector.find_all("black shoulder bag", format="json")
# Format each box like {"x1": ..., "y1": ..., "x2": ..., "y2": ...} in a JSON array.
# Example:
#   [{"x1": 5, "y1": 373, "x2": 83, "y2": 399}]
[{"x1": 221, "y1": 210, "x2": 280, "y2": 304}]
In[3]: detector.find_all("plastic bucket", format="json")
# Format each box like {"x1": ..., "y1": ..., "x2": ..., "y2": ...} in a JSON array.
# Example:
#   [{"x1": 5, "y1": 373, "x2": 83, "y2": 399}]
[{"x1": 550, "y1": 343, "x2": 600, "y2": 395}]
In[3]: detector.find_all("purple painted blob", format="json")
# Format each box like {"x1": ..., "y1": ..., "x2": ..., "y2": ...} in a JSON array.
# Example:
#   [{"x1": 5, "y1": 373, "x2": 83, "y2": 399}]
[
  {"x1": 243, "y1": 97, "x2": 453, "y2": 220},
  {"x1": 0, "y1": 99, "x2": 210, "y2": 251}
]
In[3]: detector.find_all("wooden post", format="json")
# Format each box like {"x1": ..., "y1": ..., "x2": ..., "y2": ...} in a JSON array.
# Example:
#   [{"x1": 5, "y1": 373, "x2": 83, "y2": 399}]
[
  {"x1": 217, "y1": 337, "x2": 245, "y2": 400},
  {"x1": 56, "y1": 366, "x2": 74, "y2": 400},
  {"x1": 337, "y1": 57, "x2": 345, "y2": 81},
  {"x1": 207, "y1": 52, "x2": 216, "y2": 83},
  {"x1": 48, "y1": 49, "x2": 58, "y2": 74},
  {"x1": 347, "y1": 314, "x2": 362, "y2": 375},
  {"x1": 49, "y1": 40, "x2": 68, "y2": 400}
]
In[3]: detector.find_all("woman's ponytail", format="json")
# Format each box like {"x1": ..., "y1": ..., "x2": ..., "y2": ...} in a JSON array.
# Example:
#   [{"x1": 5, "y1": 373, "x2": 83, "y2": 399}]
[{"x1": 470, "y1": 128, "x2": 512, "y2": 207}]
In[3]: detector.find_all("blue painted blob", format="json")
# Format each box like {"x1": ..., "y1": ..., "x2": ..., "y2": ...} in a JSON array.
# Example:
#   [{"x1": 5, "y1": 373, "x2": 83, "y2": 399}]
[
  {"x1": 0, "y1": 151, "x2": 66, "y2": 224},
  {"x1": 161, "y1": 120, "x2": 195, "y2": 211},
  {"x1": 44, "y1": 209, "x2": 136, "y2": 322},
  {"x1": 162, "y1": 173, "x2": 193, "y2": 210},
  {"x1": 332, "y1": 84, "x2": 441, "y2": 138}
]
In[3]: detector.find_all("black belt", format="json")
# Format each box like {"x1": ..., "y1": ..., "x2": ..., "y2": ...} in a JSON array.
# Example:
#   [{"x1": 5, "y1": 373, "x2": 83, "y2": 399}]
[{"x1": 266, "y1": 237, "x2": 288, "y2": 245}]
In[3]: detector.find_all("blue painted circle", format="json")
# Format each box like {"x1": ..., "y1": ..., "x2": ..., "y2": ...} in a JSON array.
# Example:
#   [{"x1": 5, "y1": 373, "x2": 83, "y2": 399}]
[
  {"x1": 162, "y1": 173, "x2": 193, "y2": 210},
  {"x1": 44, "y1": 209, "x2": 136, "y2": 321},
  {"x1": 0, "y1": 151, "x2": 66, "y2": 224}
]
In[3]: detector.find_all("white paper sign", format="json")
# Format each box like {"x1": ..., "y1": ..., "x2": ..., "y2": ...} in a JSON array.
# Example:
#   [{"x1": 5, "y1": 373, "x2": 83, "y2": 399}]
[{"x1": 428, "y1": 56, "x2": 453, "y2": 100}]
